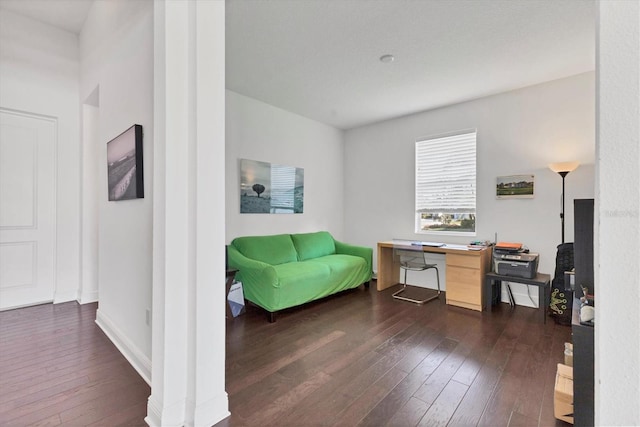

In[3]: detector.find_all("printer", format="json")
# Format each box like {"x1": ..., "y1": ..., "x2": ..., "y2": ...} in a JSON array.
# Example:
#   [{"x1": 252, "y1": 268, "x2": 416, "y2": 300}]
[{"x1": 493, "y1": 249, "x2": 539, "y2": 279}]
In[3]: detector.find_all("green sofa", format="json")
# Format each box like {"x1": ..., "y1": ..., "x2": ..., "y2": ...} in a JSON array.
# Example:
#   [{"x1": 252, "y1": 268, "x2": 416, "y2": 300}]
[{"x1": 227, "y1": 231, "x2": 372, "y2": 322}]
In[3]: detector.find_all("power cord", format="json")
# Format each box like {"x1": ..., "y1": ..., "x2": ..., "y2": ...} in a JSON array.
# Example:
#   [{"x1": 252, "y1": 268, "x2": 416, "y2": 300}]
[
  {"x1": 507, "y1": 282, "x2": 537, "y2": 308},
  {"x1": 526, "y1": 284, "x2": 537, "y2": 308}
]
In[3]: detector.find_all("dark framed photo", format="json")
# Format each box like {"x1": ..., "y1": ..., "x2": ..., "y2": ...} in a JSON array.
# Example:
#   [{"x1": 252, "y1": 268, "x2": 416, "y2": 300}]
[{"x1": 107, "y1": 124, "x2": 144, "y2": 201}]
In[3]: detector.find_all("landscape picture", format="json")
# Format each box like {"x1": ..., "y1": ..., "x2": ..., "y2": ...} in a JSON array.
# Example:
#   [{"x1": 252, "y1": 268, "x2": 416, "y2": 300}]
[
  {"x1": 496, "y1": 174, "x2": 534, "y2": 199},
  {"x1": 240, "y1": 158, "x2": 304, "y2": 214},
  {"x1": 107, "y1": 124, "x2": 144, "y2": 201}
]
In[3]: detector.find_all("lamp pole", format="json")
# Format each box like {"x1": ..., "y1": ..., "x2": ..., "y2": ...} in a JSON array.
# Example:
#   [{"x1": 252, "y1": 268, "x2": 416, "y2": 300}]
[
  {"x1": 559, "y1": 171, "x2": 569, "y2": 243},
  {"x1": 549, "y1": 161, "x2": 579, "y2": 244}
]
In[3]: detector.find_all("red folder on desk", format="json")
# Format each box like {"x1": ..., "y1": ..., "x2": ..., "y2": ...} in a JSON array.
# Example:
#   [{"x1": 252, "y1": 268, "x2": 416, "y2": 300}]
[{"x1": 495, "y1": 242, "x2": 522, "y2": 251}]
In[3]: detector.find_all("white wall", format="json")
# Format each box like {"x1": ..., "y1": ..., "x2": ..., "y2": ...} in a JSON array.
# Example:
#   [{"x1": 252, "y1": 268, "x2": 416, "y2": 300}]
[
  {"x1": 596, "y1": 1, "x2": 640, "y2": 424},
  {"x1": 0, "y1": 10, "x2": 81, "y2": 304},
  {"x1": 344, "y1": 73, "x2": 595, "y2": 305},
  {"x1": 225, "y1": 90, "x2": 345, "y2": 241},
  {"x1": 80, "y1": 0, "x2": 154, "y2": 381}
]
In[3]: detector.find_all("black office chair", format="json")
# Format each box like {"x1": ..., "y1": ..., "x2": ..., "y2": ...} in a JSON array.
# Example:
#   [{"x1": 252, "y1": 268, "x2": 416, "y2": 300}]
[{"x1": 392, "y1": 244, "x2": 441, "y2": 304}]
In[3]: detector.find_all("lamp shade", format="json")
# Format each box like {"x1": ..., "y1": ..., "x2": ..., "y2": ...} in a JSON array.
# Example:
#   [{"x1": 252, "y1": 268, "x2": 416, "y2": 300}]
[{"x1": 549, "y1": 161, "x2": 580, "y2": 174}]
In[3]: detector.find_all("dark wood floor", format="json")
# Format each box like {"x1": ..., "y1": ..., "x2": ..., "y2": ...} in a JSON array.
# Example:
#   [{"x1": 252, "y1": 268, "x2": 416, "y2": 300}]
[
  {"x1": 0, "y1": 283, "x2": 572, "y2": 427},
  {"x1": 218, "y1": 282, "x2": 572, "y2": 427},
  {"x1": 0, "y1": 302, "x2": 149, "y2": 426}
]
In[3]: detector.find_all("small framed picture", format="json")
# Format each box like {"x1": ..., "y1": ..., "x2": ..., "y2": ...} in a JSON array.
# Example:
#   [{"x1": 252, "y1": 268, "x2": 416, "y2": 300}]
[{"x1": 496, "y1": 174, "x2": 534, "y2": 199}]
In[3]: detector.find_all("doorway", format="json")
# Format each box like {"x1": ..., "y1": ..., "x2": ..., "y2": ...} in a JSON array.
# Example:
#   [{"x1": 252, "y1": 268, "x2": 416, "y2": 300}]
[{"x1": 0, "y1": 108, "x2": 56, "y2": 310}]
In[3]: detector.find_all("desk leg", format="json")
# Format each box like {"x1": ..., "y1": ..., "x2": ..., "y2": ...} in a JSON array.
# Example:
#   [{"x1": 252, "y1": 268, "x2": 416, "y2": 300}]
[
  {"x1": 377, "y1": 245, "x2": 399, "y2": 291},
  {"x1": 484, "y1": 277, "x2": 492, "y2": 311},
  {"x1": 505, "y1": 282, "x2": 516, "y2": 307}
]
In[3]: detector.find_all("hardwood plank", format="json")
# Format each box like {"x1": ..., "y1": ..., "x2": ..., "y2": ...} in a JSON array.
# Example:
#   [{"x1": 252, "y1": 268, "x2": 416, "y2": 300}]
[
  {"x1": 384, "y1": 396, "x2": 430, "y2": 427},
  {"x1": 1, "y1": 281, "x2": 570, "y2": 427},
  {"x1": 450, "y1": 316, "x2": 504, "y2": 386},
  {"x1": 417, "y1": 379, "x2": 468, "y2": 426},
  {"x1": 448, "y1": 306, "x2": 527, "y2": 426},
  {"x1": 0, "y1": 302, "x2": 149, "y2": 427},
  {"x1": 86, "y1": 401, "x2": 148, "y2": 426},
  {"x1": 356, "y1": 337, "x2": 456, "y2": 426},
  {"x1": 331, "y1": 367, "x2": 408, "y2": 426},
  {"x1": 243, "y1": 371, "x2": 332, "y2": 426},
  {"x1": 509, "y1": 410, "x2": 541, "y2": 426},
  {"x1": 273, "y1": 350, "x2": 382, "y2": 426},
  {"x1": 227, "y1": 329, "x2": 345, "y2": 395},
  {"x1": 539, "y1": 322, "x2": 573, "y2": 427},
  {"x1": 413, "y1": 343, "x2": 469, "y2": 404},
  {"x1": 220, "y1": 283, "x2": 572, "y2": 427},
  {"x1": 477, "y1": 341, "x2": 532, "y2": 426},
  {"x1": 511, "y1": 328, "x2": 555, "y2": 422}
]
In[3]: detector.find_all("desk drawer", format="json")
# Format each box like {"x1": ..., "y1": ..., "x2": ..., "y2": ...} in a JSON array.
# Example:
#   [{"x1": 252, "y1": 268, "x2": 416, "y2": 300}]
[
  {"x1": 446, "y1": 265, "x2": 481, "y2": 306},
  {"x1": 447, "y1": 253, "x2": 481, "y2": 269}
]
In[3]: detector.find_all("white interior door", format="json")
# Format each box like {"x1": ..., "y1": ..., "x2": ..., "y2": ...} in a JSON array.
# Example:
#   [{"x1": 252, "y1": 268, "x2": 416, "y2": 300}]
[{"x1": 0, "y1": 109, "x2": 56, "y2": 310}]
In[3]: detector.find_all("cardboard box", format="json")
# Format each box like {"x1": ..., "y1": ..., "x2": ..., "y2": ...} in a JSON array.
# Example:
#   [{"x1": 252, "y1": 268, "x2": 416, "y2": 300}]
[
  {"x1": 564, "y1": 342, "x2": 574, "y2": 367},
  {"x1": 554, "y1": 363, "x2": 574, "y2": 424}
]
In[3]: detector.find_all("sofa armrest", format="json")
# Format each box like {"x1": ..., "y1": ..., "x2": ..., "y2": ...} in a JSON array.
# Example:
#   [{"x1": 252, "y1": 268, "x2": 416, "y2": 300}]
[
  {"x1": 227, "y1": 245, "x2": 279, "y2": 289},
  {"x1": 334, "y1": 240, "x2": 373, "y2": 279}
]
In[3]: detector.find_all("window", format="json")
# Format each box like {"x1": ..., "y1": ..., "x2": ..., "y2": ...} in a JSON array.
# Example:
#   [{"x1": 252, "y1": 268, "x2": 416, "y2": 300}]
[{"x1": 415, "y1": 131, "x2": 476, "y2": 235}]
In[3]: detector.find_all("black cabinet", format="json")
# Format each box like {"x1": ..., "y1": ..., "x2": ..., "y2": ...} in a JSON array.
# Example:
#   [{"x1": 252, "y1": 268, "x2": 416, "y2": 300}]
[
  {"x1": 574, "y1": 199, "x2": 594, "y2": 296},
  {"x1": 572, "y1": 199, "x2": 594, "y2": 426}
]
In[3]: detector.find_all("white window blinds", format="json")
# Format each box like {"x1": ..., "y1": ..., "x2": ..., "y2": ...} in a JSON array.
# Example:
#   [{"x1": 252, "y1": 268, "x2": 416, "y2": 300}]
[{"x1": 415, "y1": 131, "x2": 476, "y2": 215}]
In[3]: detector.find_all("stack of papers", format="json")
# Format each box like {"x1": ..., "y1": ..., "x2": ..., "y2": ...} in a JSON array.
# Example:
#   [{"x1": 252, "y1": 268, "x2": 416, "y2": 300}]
[
  {"x1": 443, "y1": 244, "x2": 469, "y2": 250},
  {"x1": 411, "y1": 241, "x2": 445, "y2": 247}
]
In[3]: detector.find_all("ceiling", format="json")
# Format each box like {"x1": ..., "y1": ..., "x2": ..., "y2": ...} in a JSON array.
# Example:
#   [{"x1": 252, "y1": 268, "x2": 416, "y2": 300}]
[
  {"x1": 226, "y1": 0, "x2": 595, "y2": 129},
  {"x1": 0, "y1": 0, "x2": 93, "y2": 34},
  {"x1": 1, "y1": 0, "x2": 595, "y2": 130}
]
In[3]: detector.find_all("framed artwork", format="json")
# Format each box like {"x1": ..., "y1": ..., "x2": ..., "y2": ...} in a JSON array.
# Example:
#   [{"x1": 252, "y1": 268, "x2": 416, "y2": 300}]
[
  {"x1": 496, "y1": 174, "x2": 534, "y2": 199},
  {"x1": 107, "y1": 124, "x2": 144, "y2": 201},
  {"x1": 240, "y1": 158, "x2": 304, "y2": 213}
]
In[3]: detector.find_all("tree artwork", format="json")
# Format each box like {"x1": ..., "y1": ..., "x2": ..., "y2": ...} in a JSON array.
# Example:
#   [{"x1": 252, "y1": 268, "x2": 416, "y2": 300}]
[{"x1": 252, "y1": 183, "x2": 266, "y2": 198}]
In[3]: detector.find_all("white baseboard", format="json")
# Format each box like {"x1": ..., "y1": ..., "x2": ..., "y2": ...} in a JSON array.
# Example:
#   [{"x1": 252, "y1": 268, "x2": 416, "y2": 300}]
[
  {"x1": 193, "y1": 393, "x2": 230, "y2": 427},
  {"x1": 78, "y1": 289, "x2": 99, "y2": 304},
  {"x1": 145, "y1": 395, "x2": 186, "y2": 427},
  {"x1": 145, "y1": 393, "x2": 230, "y2": 427},
  {"x1": 54, "y1": 290, "x2": 79, "y2": 304},
  {"x1": 145, "y1": 396, "x2": 163, "y2": 427},
  {"x1": 96, "y1": 309, "x2": 151, "y2": 385}
]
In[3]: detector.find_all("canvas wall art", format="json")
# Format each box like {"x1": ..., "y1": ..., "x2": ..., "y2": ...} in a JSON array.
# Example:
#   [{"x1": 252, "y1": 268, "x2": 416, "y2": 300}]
[
  {"x1": 107, "y1": 124, "x2": 144, "y2": 201},
  {"x1": 240, "y1": 158, "x2": 304, "y2": 213},
  {"x1": 496, "y1": 174, "x2": 534, "y2": 199}
]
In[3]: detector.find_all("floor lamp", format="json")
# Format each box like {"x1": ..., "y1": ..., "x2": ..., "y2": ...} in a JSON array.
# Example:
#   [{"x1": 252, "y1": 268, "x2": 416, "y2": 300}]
[{"x1": 549, "y1": 161, "x2": 580, "y2": 243}]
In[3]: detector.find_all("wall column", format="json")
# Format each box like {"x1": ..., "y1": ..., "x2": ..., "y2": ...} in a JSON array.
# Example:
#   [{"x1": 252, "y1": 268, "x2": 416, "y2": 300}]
[
  {"x1": 596, "y1": 1, "x2": 640, "y2": 425},
  {"x1": 147, "y1": 1, "x2": 227, "y2": 426},
  {"x1": 80, "y1": 92, "x2": 100, "y2": 304}
]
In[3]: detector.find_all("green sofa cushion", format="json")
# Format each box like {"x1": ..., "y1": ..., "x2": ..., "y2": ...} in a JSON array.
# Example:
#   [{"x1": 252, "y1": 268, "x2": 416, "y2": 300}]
[
  {"x1": 291, "y1": 231, "x2": 336, "y2": 261},
  {"x1": 231, "y1": 234, "x2": 297, "y2": 265}
]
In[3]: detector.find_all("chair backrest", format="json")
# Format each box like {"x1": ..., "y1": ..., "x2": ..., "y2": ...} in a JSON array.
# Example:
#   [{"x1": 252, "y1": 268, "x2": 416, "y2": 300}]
[{"x1": 392, "y1": 243, "x2": 428, "y2": 269}]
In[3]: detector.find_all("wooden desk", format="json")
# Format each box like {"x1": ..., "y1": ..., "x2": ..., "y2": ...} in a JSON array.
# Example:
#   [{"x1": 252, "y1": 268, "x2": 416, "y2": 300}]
[{"x1": 377, "y1": 241, "x2": 492, "y2": 311}]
